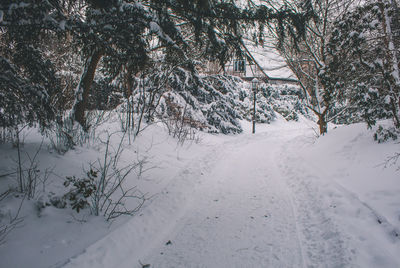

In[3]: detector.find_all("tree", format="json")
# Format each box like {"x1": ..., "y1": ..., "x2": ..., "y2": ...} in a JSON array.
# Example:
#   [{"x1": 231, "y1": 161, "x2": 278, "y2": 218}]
[
  {"x1": 273, "y1": 0, "x2": 357, "y2": 134},
  {"x1": 67, "y1": 0, "x2": 310, "y2": 130},
  {"x1": 322, "y1": 0, "x2": 400, "y2": 129},
  {"x1": 1, "y1": 0, "x2": 310, "y2": 134},
  {"x1": 0, "y1": 0, "x2": 65, "y2": 132}
]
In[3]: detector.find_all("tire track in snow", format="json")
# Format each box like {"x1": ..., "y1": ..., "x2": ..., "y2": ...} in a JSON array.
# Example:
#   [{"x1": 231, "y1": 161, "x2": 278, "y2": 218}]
[
  {"x1": 277, "y1": 134, "x2": 354, "y2": 268},
  {"x1": 62, "y1": 141, "x2": 226, "y2": 268},
  {"x1": 65, "y1": 126, "x2": 386, "y2": 268},
  {"x1": 279, "y1": 134, "x2": 400, "y2": 268},
  {"x1": 141, "y1": 131, "x2": 305, "y2": 267}
]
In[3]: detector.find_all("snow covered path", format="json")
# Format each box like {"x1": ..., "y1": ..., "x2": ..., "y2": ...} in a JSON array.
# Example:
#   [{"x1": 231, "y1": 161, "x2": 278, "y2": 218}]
[
  {"x1": 142, "y1": 130, "x2": 308, "y2": 267},
  {"x1": 64, "y1": 123, "x2": 400, "y2": 268}
]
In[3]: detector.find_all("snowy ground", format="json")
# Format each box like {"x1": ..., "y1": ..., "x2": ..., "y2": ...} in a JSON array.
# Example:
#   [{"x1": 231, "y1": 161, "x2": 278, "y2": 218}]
[{"x1": 1, "y1": 118, "x2": 399, "y2": 268}]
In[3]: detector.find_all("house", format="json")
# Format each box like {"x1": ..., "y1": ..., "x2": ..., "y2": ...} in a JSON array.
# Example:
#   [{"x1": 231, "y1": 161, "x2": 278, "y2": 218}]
[{"x1": 204, "y1": 39, "x2": 299, "y2": 86}]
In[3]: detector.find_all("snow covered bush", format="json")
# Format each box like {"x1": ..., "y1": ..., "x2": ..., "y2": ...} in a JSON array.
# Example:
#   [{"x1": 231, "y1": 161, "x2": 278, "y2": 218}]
[
  {"x1": 161, "y1": 94, "x2": 203, "y2": 144},
  {"x1": 228, "y1": 80, "x2": 276, "y2": 124},
  {"x1": 131, "y1": 70, "x2": 309, "y2": 137},
  {"x1": 63, "y1": 171, "x2": 97, "y2": 213},
  {"x1": 230, "y1": 80, "x2": 308, "y2": 124},
  {"x1": 61, "y1": 131, "x2": 147, "y2": 221},
  {"x1": 374, "y1": 125, "x2": 399, "y2": 143},
  {"x1": 132, "y1": 71, "x2": 309, "y2": 136},
  {"x1": 263, "y1": 84, "x2": 307, "y2": 122},
  {"x1": 0, "y1": 191, "x2": 24, "y2": 245},
  {"x1": 199, "y1": 75, "x2": 243, "y2": 133},
  {"x1": 128, "y1": 68, "x2": 243, "y2": 135}
]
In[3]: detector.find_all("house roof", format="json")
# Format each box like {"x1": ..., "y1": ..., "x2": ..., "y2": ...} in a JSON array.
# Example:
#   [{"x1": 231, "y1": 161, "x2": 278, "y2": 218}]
[{"x1": 243, "y1": 39, "x2": 296, "y2": 80}]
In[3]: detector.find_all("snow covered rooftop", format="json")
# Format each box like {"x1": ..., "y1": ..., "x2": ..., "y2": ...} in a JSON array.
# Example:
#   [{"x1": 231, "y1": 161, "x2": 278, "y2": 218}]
[{"x1": 244, "y1": 39, "x2": 296, "y2": 80}]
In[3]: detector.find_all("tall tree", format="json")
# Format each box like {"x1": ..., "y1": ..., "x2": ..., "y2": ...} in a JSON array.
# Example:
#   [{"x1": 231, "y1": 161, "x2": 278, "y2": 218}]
[
  {"x1": 322, "y1": 0, "x2": 400, "y2": 129},
  {"x1": 0, "y1": 0, "x2": 66, "y2": 130},
  {"x1": 1, "y1": 0, "x2": 310, "y2": 132},
  {"x1": 274, "y1": 0, "x2": 357, "y2": 134},
  {"x1": 68, "y1": 0, "x2": 310, "y2": 130}
]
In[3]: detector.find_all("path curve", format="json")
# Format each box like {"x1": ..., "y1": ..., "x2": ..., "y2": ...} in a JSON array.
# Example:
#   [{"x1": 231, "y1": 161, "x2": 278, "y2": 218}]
[
  {"x1": 137, "y1": 128, "x2": 351, "y2": 268},
  {"x1": 65, "y1": 126, "x2": 368, "y2": 268}
]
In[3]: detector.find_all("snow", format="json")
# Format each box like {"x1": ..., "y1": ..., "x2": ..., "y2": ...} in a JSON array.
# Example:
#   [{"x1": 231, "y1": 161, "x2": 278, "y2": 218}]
[
  {"x1": 1, "y1": 118, "x2": 400, "y2": 267},
  {"x1": 375, "y1": 58, "x2": 383, "y2": 67},
  {"x1": 370, "y1": 19, "x2": 379, "y2": 28},
  {"x1": 385, "y1": 95, "x2": 392, "y2": 104},
  {"x1": 149, "y1": 21, "x2": 160, "y2": 33},
  {"x1": 349, "y1": 31, "x2": 358, "y2": 37},
  {"x1": 149, "y1": 21, "x2": 174, "y2": 45},
  {"x1": 103, "y1": 24, "x2": 113, "y2": 31},
  {"x1": 244, "y1": 39, "x2": 295, "y2": 79}
]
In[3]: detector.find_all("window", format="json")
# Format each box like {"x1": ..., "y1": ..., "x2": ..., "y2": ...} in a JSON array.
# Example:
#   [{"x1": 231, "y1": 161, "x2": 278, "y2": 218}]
[{"x1": 234, "y1": 60, "x2": 245, "y2": 72}]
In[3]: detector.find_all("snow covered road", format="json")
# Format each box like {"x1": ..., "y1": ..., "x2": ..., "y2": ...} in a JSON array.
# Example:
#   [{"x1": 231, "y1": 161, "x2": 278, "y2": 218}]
[
  {"x1": 141, "y1": 129, "x2": 307, "y2": 267},
  {"x1": 64, "y1": 123, "x2": 400, "y2": 268}
]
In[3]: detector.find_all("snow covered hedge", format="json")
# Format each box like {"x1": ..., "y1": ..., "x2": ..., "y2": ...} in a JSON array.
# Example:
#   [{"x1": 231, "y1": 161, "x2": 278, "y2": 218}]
[{"x1": 122, "y1": 70, "x2": 308, "y2": 135}]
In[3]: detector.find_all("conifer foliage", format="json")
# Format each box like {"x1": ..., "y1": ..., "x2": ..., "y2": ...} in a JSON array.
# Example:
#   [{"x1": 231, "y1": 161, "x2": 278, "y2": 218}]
[
  {"x1": 0, "y1": 0, "x2": 64, "y2": 130},
  {"x1": 322, "y1": 0, "x2": 400, "y2": 129},
  {"x1": 1, "y1": 0, "x2": 309, "y2": 136}
]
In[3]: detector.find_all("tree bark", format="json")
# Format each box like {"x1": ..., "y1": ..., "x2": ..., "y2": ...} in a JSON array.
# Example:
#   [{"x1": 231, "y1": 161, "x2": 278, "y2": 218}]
[
  {"x1": 72, "y1": 48, "x2": 104, "y2": 129},
  {"x1": 379, "y1": 0, "x2": 400, "y2": 127},
  {"x1": 317, "y1": 113, "x2": 327, "y2": 135}
]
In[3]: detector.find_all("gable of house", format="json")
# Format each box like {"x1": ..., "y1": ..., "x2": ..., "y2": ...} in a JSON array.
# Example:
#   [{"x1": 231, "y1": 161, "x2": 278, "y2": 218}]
[{"x1": 202, "y1": 41, "x2": 298, "y2": 86}]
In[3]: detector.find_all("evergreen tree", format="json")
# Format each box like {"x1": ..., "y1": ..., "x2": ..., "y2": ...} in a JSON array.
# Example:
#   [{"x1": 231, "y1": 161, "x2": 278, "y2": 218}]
[
  {"x1": 1, "y1": 0, "x2": 310, "y2": 134},
  {"x1": 67, "y1": 0, "x2": 310, "y2": 130},
  {"x1": 0, "y1": 0, "x2": 66, "y2": 130},
  {"x1": 322, "y1": 0, "x2": 400, "y2": 129}
]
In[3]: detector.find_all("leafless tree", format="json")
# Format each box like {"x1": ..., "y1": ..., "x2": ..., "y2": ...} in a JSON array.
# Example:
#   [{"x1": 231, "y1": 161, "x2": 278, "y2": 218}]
[{"x1": 272, "y1": 0, "x2": 360, "y2": 134}]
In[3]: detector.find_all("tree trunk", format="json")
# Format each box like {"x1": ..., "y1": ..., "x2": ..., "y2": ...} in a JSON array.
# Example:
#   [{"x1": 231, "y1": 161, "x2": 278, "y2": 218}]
[
  {"x1": 317, "y1": 112, "x2": 327, "y2": 135},
  {"x1": 379, "y1": 0, "x2": 400, "y2": 127},
  {"x1": 72, "y1": 48, "x2": 104, "y2": 129}
]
